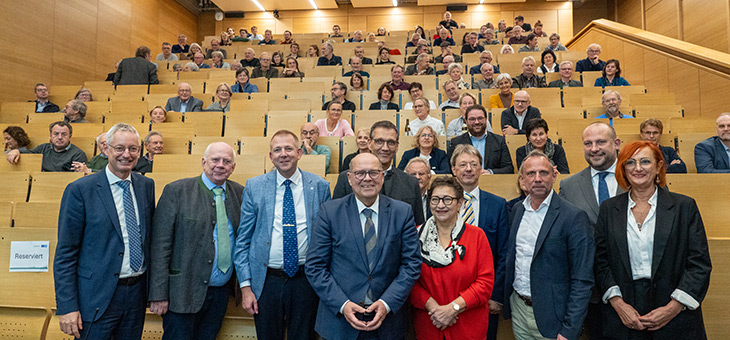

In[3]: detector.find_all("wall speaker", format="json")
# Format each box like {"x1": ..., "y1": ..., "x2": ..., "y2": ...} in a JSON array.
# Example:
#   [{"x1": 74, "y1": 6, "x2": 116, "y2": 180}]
[
  {"x1": 225, "y1": 12, "x2": 245, "y2": 18},
  {"x1": 446, "y1": 5, "x2": 468, "y2": 12}
]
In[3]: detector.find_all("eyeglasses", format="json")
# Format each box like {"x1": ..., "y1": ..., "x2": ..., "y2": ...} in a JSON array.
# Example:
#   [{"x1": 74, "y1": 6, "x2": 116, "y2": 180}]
[
  {"x1": 352, "y1": 169, "x2": 383, "y2": 180},
  {"x1": 455, "y1": 162, "x2": 480, "y2": 170},
  {"x1": 625, "y1": 158, "x2": 653, "y2": 169},
  {"x1": 419, "y1": 133, "x2": 434, "y2": 139},
  {"x1": 301, "y1": 130, "x2": 318, "y2": 136},
  {"x1": 413, "y1": 104, "x2": 426, "y2": 108},
  {"x1": 430, "y1": 195, "x2": 457, "y2": 205},
  {"x1": 109, "y1": 144, "x2": 140, "y2": 154},
  {"x1": 514, "y1": 100, "x2": 529, "y2": 104},
  {"x1": 372, "y1": 139, "x2": 398, "y2": 148},
  {"x1": 466, "y1": 116, "x2": 486, "y2": 122}
]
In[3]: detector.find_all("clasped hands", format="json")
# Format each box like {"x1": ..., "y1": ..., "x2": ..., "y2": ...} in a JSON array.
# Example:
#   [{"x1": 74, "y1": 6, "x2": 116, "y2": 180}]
[
  {"x1": 609, "y1": 297, "x2": 683, "y2": 331},
  {"x1": 343, "y1": 300, "x2": 388, "y2": 331},
  {"x1": 425, "y1": 299, "x2": 459, "y2": 331}
]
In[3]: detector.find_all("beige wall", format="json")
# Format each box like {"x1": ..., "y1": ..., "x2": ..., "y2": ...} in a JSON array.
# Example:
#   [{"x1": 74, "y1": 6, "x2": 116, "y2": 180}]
[{"x1": 0, "y1": 0, "x2": 197, "y2": 103}]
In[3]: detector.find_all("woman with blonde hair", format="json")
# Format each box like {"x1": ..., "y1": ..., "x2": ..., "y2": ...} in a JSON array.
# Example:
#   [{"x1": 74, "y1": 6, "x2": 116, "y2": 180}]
[{"x1": 206, "y1": 83, "x2": 232, "y2": 112}]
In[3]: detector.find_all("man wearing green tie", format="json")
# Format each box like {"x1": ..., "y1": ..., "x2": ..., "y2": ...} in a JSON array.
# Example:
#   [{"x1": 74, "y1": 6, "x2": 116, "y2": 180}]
[{"x1": 149, "y1": 142, "x2": 244, "y2": 340}]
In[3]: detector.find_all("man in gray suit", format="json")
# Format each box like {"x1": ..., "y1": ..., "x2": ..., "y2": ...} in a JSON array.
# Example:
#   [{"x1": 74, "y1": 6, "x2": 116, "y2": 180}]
[
  {"x1": 114, "y1": 46, "x2": 159, "y2": 85},
  {"x1": 548, "y1": 61, "x2": 583, "y2": 88},
  {"x1": 164, "y1": 83, "x2": 204, "y2": 113},
  {"x1": 149, "y1": 142, "x2": 244, "y2": 340}
]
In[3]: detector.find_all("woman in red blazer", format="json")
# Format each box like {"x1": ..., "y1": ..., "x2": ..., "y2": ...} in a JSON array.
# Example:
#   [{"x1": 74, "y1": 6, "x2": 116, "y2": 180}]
[{"x1": 411, "y1": 176, "x2": 494, "y2": 340}]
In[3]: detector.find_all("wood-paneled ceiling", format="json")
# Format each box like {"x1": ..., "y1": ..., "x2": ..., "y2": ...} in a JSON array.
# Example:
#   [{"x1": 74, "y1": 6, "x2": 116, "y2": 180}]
[{"x1": 212, "y1": 0, "x2": 338, "y2": 12}]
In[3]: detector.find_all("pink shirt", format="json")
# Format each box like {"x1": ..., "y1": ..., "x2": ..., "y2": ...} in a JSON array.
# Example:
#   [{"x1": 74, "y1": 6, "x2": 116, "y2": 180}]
[{"x1": 314, "y1": 119, "x2": 355, "y2": 138}]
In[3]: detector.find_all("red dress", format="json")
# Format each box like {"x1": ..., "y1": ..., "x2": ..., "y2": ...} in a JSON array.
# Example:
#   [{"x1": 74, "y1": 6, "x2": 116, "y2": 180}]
[{"x1": 410, "y1": 224, "x2": 495, "y2": 340}]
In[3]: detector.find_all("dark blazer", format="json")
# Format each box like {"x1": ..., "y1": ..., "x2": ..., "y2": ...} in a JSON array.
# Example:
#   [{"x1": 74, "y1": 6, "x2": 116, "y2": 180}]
[
  {"x1": 305, "y1": 194, "x2": 422, "y2": 340},
  {"x1": 504, "y1": 193, "x2": 594, "y2": 340},
  {"x1": 500, "y1": 106, "x2": 542, "y2": 134},
  {"x1": 404, "y1": 64, "x2": 435, "y2": 75},
  {"x1": 660, "y1": 145, "x2": 687, "y2": 173},
  {"x1": 113, "y1": 56, "x2": 159, "y2": 85},
  {"x1": 548, "y1": 79, "x2": 583, "y2": 88},
  {"x1": 149, "y1": 176, "x2": 244, "y2": 314},
  {"x1": 368, "y1": 101, "x2": 399, "y2": 111},
  {"x1": 516, "y1": 143, "x2": 570, "y2": 174},
  {"x1": 34, "y1": 100, "x2": 60, "y2": 113},
  {"x1": 54, "y1": 171, "x2": 155, "y2": 321},
  {"x1": 477, "y1": 189, "x2": 510, "y2": 305},
  {"x1": 694, "y1": 136, "x2": 730, "y2": 173},
  {"x1": 447, "y1": 132, "x2": 514, "y2": 174},
  {"x1": 594, "y1": 188, "x2": 712, "y2": 340},
  {"x1": 396, "y1": 147, "x2": 450, "y2": 174},
  {"x1": 164, "y1": 96, "x2": 204, "y2": 113},
  {"x1": 333, "y1": 167, "x2": 425, "y2": 225},
  {"x1": 558, "y1": 166, "x2": 626, "y2": 225}
]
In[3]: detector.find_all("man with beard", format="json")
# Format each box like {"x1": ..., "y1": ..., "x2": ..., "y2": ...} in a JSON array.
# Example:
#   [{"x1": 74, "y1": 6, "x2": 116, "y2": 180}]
[
  {"x1": 447, "y1": 105, "x2": 513, "y2": 174},
  {"x1": 694, "y1": 112, "x2": 730, "y2": 173},
  {"x1": 322, "y1": 82, "x2": 357, "y2": 112},
  {"x1": 594, "y1": 90, "x2": 632, "y2": 123}
]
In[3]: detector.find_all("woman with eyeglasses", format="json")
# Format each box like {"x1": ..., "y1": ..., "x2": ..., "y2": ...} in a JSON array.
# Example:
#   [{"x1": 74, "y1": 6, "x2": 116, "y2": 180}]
[
  {"x1": 314, "y1": 101, "x2": 354, "y2": 137},
  {"x1": 410, "y1": 176, "x2": 494, "y2": 340},
  {"x1": 407, "y1": 98, "x2": 444, "y2": 136},
  {"x1": 397, "y1": 126, "x2": 449, "y2": 174},
  {"x1": 206, "y1": 83, "x2": 232, "y2": 112}
]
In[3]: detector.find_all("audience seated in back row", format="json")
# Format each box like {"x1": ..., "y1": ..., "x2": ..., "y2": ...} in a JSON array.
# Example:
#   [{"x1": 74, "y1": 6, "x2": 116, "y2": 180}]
[
  {"x1": 323, "y1": 82, "x2": 357, "y2": 112},
  {"x1": 512, "y1": 56, "x2": 547, "y2": 89},
  {"x1": 32, "y1": 83, "x2": 60, "y2": 113},
  {"x1": 156, "y1": 42, "x2": 178, "y2": 62},
  {"x1": 548, "y1": 61, "x2": 583, "y2": 88}
]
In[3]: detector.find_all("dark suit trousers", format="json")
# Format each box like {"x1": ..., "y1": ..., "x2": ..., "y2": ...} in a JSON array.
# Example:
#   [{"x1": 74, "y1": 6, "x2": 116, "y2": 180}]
[
  {"x1": 255, "y1": 267, "x2": 318, "y2": 340},
  {"x1": 487, "y1": 313, "x2": 499, "y2": 340},
  {"x1": 78, "y1": 275, "x2": 146, "y2": 340},
  {"x1": 161, "y1": 286, "x2": 228, "y2": 340}
]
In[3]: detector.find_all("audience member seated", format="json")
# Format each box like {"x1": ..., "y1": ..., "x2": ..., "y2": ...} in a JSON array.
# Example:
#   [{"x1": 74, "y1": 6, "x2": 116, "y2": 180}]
[
  {"x1": 537, "y1": 49, "x2": 558, "y2": 73},
  {"x1": 288, "y1": 42, "x2": 301, "y2": 58},
  {"x1": 404, "y1": 82, "x2": 437, "y2": 110},
  {"x1": 369, "y1": 83, "x2": 399, "y2": 111},
  {"x1": 349, "y1": 73, "x2": 365, "y2": 92},
  {"x1": 461, "y1": 32, "x2": 485, "y2": 54},
  {"x1": 468, "y1": 51, "x2": 499, "y2": 75},
  {"x1": 210, "y1": 51, "x2": 229, "y2": 69},
  {"x1": 133, "y1": 131, "x2": 163, "y2": 174},
  {"x1": 405, "y1": 53, "x2": 435, "y2": 75},
  {"x1": 63, "y1": 100, "x2": 89, "y2": 123},
  {"x1": 398, "y1": 125, "x2": 450, "y2": 174},
  {"x1": 515, "y1": 15, "x2": 531, "y2": 31},
  {"x1": 576, "y1": 43, "x2": 606, "y2": 72},
  {"x1": 322, "y1": 82, "x2": 357, "y2": 112},
  {"x1": 157, "y1": 42, "x2": 178, "y2": 61},
  {"x1": 533, "y1": 21, "x2": 547, "y2": 37},
  {"x1": 447, "y1": 93, "x2": 493, "y2": 137},
  {"x1": 205, "y1": 39, "x2": 228, "y2": 59},
  {"x1": 435, "y1": 55, "x2": 455, "y2": 76},
  {"x1": 165, "y1": 82, "x2": 203, "y2": 113},
  {"x1": 74, "y1": 88, "x2": 93, "y2": 102},
  {"x1": 501, "y1": 90, "x2": 541, "y2": 135},
  {"x1": 172, "y1": 34, "x2": 190, "y2": 53},
  {"x1": 414, "y1": 25, "x2": 427, "y2": 39},
  {"x1": 408, "y1": 98, "x2": 445, "y2": 136},
  {"x1": 300, "y1": 122, "x2": 331, "y2": 173},
  {"x1": 518, "y1": 33, "x2": 540, "y2": 53},
  {"x1": 240, "y1": 48, "x2": 261, "y2": 68},
  {"x1": 231, "y1": 68, "x2": 258, "y2": 93},
  {"x1": 500, "y1": 44, "x2": 515, "y2": 54},
  {"x1": 433, "y1": 28, "x2": 455, "y2": 46},
  {"x1": 694, "y1": 112, "x2": 730, "y2": 173},
  {"x1": 172, "y1": 63, "x2": 183, "y2": 71},
  {"x1": 376, "y1": 47, "x2": 395, "y2": 64},
  {"x1": 349, "y1": 46, "x2": 373, "y2": 65},
  {"x1": 183, "y1": 62, "x2": 198, "y2": 71},
  {"x1": 206, "y1": 83, "x2": 232, "y2": 112},
  {"x1": 186, "y1": 43, "x2": 203, "y2": 60},
  {"x1": 220, "y1": 30, "x2": 232, "y2": 46},
  {"x1": 481, "y1": 29, "x2": 500, "y2": 46},
  {"x1": 280, "y1": 57, "x2": 305, "y2": 78},
  {"x1": 149, "y1": 106, "x2": 167, "y2": 124},
  {"x1": 248, "y1": 26, "x2": 264, "y2": 40},
  {"x1": 315, "y1": 101, "x2": 355, "y2": 138},
  {"x1": 546, "y1": 33, "x2": 567, "y2": 51},
  {"x1": 434, "y1": 42, "x2": 462, "y2": 64},
  {"x1": 473, "y1": 63, "x2": 497, "y2": 90},
  {"x1": 594, "y1": 59, "x2": 630, "y2": 87},
  {"x1": 251, "y1": 52, "x2": 279, "y2": 79},
  {"x1": 317, "y1": 42, "x2": 343, "y2": 66},
  {"x1": 229, "y1": 62, "x2": 242, "y2": 72},
  {"x1": 388, "y1": 65, "x2": 410, "y2": 91},
  {"x1": 490, "y1": 74, "x2": 514, "y2": 109},
  {"x1": 376, "y1": 27, "x2": 387, "y2": 36},
  {"x1": 503, "y1": 26, "x2": 513, "y2": 38},
  {"x1": 329, "y1": 24, "x2": 343, "y2": 38},
  {"x1": 495, "y1": 20, "x2": 507, "y2": 33},
  {"x1": 404, "y1": 157, "x2": 431, "y2": 218},
  {"x1": 515, "y1": 118, "x2": 569, "y2": 173},
  {"x1": 114, "y1": 46, "x2": 158, "y2": 85},
  {"x1": 3, "y1": 126, "x2": 30, "y2": 153},
  {"x1": 238, "y1": 28, "x2": 248, "y2": 38},
  {"x1": 258, "y1": 29, "x2": 276, "y2": 44},
  {"x1": 512, "y1": 56, "x2": 547, "y2": 89},
  {"x1": 407, "y1": 44, "x2": 431, "y2": 64},
  {"x1": 280, "y1": 30, "x2": 293, "y2": 44},
  {"x1": 446, "y1": 63, "x2": 470, "y2": 89},
  {"x1": 340, "y1": 128, "x2": 370, "y2": 172},
  {"x1": 345, "y1": 30, "x2": 364, "y2": 43},
  {"x1": 508, "y1": 26, "x2": 528, "y2": 45},
  {"x1": 595, "y1": 90, "x2": 633, "y2": 121},
  {"x1": 447, "y1": 105, "x2": 513, "y2": 174},
  {"x1": 639, "y1": 118, "x2": 686, "y2": 173},
  {"x1": 439, "y1": 11, "x2": 458, "y2": 30},
  {"x1": 32, "y1": 83, "x2": 60, "y2": 113},
  {"x1": 406, "y1": 33, "x2": 421, "y2": 48},
  {"x1": 548, "y1": 61, "x2": 583, "y2": 88},
  {"x1": 6, "y1": 121, "x2": 87, "y2": 171},
  {"x1": 72, "y1": 133, "x2": 108, "y2": 173},
  {"x1": 439, "y1": 81, "x2": 461, "y2": 110},
  {"x1": 343, "y1": 56, "x2": 370, "y2": 77},
  {"x1": 192, "y1": 52, "x2": 210, "y2": 69},
  {"x1": 271, "y1": 51, "x2": 285, "y2": 68}
]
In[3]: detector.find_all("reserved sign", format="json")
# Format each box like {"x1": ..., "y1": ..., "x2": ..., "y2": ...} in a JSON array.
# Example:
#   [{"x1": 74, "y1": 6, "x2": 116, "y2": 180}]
[{"x1": 9, "y1": 241, "x2": 49, "y2": 272}]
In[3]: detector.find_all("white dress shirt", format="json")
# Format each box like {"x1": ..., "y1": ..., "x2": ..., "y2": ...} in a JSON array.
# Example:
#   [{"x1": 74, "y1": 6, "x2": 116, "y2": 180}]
[
  {"x1": 268, "y1": 169, "x2": 308, "y2": 269},
  {"x1": 590, "y1": 161, "x2": 619, "y2": 204},
  {"x1": 407, "y1": 116, "x2": 446, "y2": 136},
  {"x1": 461, "y1": 187, "x2": 480, "y2": 227},
  {"x1": 514, "y1": 109, "x2": 527, "y2": 130},
  {"x1": 105, "y1": 166, "x2": 143, "y2": 279},
  {"x1": 513, "y1": 190, "x2": 554, "y2": 297}
]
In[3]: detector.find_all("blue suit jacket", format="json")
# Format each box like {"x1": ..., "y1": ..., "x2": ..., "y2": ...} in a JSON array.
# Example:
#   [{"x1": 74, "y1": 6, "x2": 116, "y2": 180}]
[
  {"x1": 694, "y1": 136, "x2": 730, "y2": 173},
  {"x1": 305, "y1": 194, "x2": 422, "y2": 340},
  {"x1": 234, "y1": 169, "x2": 331, "y2": 299},
  {"x1": 396, "y1": 147, "x2": 450, "y2": 174},
  {"x1": 54, "y1": 170, "x2": 155, "y2": 321},
  {"x1": 504, "y1": 193, "x2": 594, "y2": 340},
  {"x1": 477, "y1": 190, "x2": 510, "y2": 305}
]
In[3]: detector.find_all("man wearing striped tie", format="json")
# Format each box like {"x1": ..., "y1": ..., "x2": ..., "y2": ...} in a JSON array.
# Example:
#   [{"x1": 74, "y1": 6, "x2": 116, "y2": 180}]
[{"x1": 450, "y1": 144, "x2": 510, "y2": 340}]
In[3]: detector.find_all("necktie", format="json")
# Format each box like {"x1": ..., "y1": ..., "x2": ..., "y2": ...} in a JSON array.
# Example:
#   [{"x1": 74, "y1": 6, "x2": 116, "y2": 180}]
[
  {"x1": 363, "y1": 208, "x2": 376, "y2": 304},
  {"x1": 462, "y1": 192, "x2": 475, "y2": 225},
  {"x1": 212, "y1": 187, "x2": 231, "y2": 273},
  {"x1": 282, "y1": 179, "x2": 298, "y2": 277},
  {"x1": 598, "y1": 172, "x2": 610, "y2": 205},
  {"x1": 118, "y1": 180, "x2": 142, "y2": 272}
]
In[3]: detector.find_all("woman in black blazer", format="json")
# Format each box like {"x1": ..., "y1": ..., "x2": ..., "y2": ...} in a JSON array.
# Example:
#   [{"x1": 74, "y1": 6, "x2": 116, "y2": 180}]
[
  {"x1": 368, "y1": 83, "x2": 399, "y2": 111},
  {"x1": 594, "y1": 140, "x2": 711, "y2": 340},
  {"x1": 396, "y1": 125, "x2": 450, "y2": 174},
  {"x1": 514, "y1": 118, "x2": 569, "y2": 173}
]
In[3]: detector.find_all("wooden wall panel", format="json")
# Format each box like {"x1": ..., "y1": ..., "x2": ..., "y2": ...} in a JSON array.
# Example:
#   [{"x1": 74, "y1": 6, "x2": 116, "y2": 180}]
[
  {"x1": 698, "y1": 70, "x2": 730, "y2": 117},
  {"x1": 645, "y1": 0, "x2": 678, "y2": 39},
  {"x1": 131, "y1": 0, "x2": 160, "y2": 55},
  {"x1": 95, "y1": 0, "x2": 132, "y2": 80},
  {"x1": 642, "y1": 50, "x2": 668, "y2": 92},
  {"x1": 666, "y1": 58, "x2": 700, "y2": 117},
  {"x1": 160, "y1": 0, "x2": 198, "y2": 50},
  {"x1": 52, "y1": 0, "x2": 98, "y2": 86},
  {"x1": 616, "y1": 0, "x2": 643, "y2": 29},
  {"x1": 682, "y1": 0, "x2": 728, "y2": 52}
]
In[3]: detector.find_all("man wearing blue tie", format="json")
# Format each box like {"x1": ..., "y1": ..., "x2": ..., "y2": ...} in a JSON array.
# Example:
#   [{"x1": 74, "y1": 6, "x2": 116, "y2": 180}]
[
  {"x1": 234, "y1": 130, "x2": 332, "y2": 339},
  {"x1": 54, "y1": 123, "x2": 155, "y2": 338},
  {"x1": 149, "y1": 142, "x2": 243, "y2": 340}
]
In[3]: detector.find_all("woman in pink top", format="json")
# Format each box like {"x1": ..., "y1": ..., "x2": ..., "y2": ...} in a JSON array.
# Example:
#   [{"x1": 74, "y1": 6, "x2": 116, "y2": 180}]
[{"x1": 314, "y1": 101, "x2": 355, "y2": 137}]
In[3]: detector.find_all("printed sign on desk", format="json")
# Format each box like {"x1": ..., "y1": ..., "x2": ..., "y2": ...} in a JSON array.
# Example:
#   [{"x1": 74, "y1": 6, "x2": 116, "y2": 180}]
[{"x1": 9, "y1": 241, "x2": 50, "y2": 272}]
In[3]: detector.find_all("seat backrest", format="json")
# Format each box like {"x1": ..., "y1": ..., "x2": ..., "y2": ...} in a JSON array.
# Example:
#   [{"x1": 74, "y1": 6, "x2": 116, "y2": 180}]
[
  {"x1": 676, "y1": 132, "x2": 714, "y2": 173},
  {"x1": 0, "y1": 154, "x2": 43, "y2": 172},
  {"x1": 0, "y1": 306, "x2": 50, "y2": 339},
  {"x1": 13, "y1": 202, "x2": 61, "y2": 228},
  {"x1": 1, "y1": 172, "x2": 31, "y2": 203},
  {"x1": 29, "y1": 172, "x2": 83, "y2": 202}
]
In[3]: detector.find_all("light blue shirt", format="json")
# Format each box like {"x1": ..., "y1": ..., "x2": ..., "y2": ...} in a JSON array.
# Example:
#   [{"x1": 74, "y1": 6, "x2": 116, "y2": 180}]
[
  {"x1": 105, "y1": 166, "x2": 143, "y2": 278},
  {"x1": 36, "y1": 100, "x2": 48, "y2": 112},
  {"x1": 202, "y1": 173, "x2": 235, "y2": 287},
  {"x1": 180, "y1": 100, "x2": 188, "y2": 114},
  {"x1": 469, "y1": 133, "x2": 487, "y2": 167}
]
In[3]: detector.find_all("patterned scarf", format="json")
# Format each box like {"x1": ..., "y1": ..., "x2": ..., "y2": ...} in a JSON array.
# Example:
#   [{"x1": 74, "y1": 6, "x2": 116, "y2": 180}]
[
  {"x1": 525, "y1": 138, "x2": 555, "y2": 160},
  {"x1": 418, "y1": 216, "x2": 466, "y2": 268}
]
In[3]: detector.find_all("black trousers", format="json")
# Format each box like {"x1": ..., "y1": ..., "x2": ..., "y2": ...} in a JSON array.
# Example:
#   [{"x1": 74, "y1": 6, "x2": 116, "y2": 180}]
[{"x1": 254, "y1": 266, "x2": 318, "y2": 340}]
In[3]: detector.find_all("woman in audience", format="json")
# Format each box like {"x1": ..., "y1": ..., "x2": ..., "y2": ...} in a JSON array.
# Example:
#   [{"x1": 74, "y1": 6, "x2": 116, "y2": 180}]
[
  {"x1": 408, "y1": 98, "x2": 445, "y2": 136},
  {"x1": 149, "y1": 106, "x2": 167, "y2": 124},
  {"x1": 500, "y1": 44, "x2": 514, "y2": 54},
  {"x1": 397, "y1": 125, "x2": 449, "y2": 174},
  {"x1": 183, "y1": 62, "x2": 199, "y2": 72},
  {"x1": 514, "y1": 118, "x2": 569, "y2": 173},
  {"x1": 595, "y1": 59, "x2": 631, "y2": 87},
  {"x1": 231, "y1": 68, "x2": 259, "y2": 93},
  {"x1": 410, "y1": 176, "x2": 494, "y2": 339},
  {"x1": 594, "y1": 140, "x2": 711, "y2": 340},
  {"x1": 415, "y1": 25, "x2": 427, "y2": 40},
  {"x1": 350, "y1": 73, "x2": 366, "y2": 92},
  {"x1": 314, "y1": 101, "x2": 355, "y2": 138},
  {"x1": 447, "y1": 63, "x2": 471, "y2": 89},
  {"x1": 340, "y1": 128, "x2": 371, "y2": 172},
  {"x1": 639, "y1": 118, "x2": 687, "y2": 173},
  {"x1": 271, "y1": 51, "x2": 285, "y2": 68},
  {"x1": 446, "y1": 93, "x2": 493, "y2": 137},
  {"x1": 171, "y1": 63, "x2": 183, "y2": 72},
  {"x1": 489, "y1": 73, "x2": 514, "y2": 109},
  {"x1": 377, "y1": 27, "x2": 387, "y2": 36},
  {"x1": 368, "y1": 83, "x2": 399, "y2": 111},
  {"x1": 533, "y1": 21, "x2": 547, "y2": 37},
  {"x1": 211, "y1": 51, "x2": 230, "y2": 69},
  {"x1": 280, "y1": 57, "x2": 305, "y2": 78},
  {"x1": 3, "y1": 126, "x2": 31, "y2": 153},
  {"x1": 220, "y1": 32, "x2": 231, "y2": 46},
  {"x1": 186, "y1": 43, "x2": 203, "y2": 60},
  {"x1": 306, "y1": 45, "x2": 320, "y2": 58},
  {"x1": 537, "y1": 49, "x2": 559, "y2": 73},
  {"x1": 376, "y1": 47, "x2": 395, "y2": 64},
  {"x1": 367, "y1": 32, "x2": 377, "y2": 43},
  {"x1": 206, "y1": 83, "x2": 232, "y2": 112},
  {"x1": 74, "y1": 88, "x2": 93, "y2": 102},
  {"x1": 545, "y1": 33, "x2": 567, "y2": 51}
]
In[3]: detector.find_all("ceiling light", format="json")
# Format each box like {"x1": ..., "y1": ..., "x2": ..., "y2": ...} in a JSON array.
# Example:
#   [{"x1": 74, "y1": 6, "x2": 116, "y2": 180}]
[
  {"x1": 309, "y1": 0, "x2": 318, "y2": 9},
  {"x1": 251, "y1": 0, "x2": 265, "y2": 11},
  {"x1": 392, "y1": 0, "x2": 398, "y2": 6},
  {"x1": 479, "y1": 0, "x2": 485, "y2": 3}
]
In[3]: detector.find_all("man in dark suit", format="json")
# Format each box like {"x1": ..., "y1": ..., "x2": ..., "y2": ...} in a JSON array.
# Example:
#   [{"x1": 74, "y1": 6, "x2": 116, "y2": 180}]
[
  {"x1": 306, "y1": 152, "x2": 422, "y2": 340},
  {"x1": 234, "y1": 130, "x2": 331, "y2": 339},
  {"x1": 114, "y1": 45, "x2": 159, "y2": 85},
  {"x1": 32, "y1": 83, "x2": 60, "y2": 112},
  {"x1": 515, "y1": 15, "x2": 532, "y2": 32},
  {"x1": 54, "y1": 123, "x2": 155, "y2": 338},
  {"x1": 447, "y1": 104, "x2": 514, "y2": 174},
  {"x1": 149, "y1": 142, "x2": 243, "y2": 339},
  {"x1": 404, "y1": 157, "x2": 432, "y2": 220},
  {"x1": 500, "y1": 90, "x2": 541, "y2": 135},
  {"x1": 694, "y1": 112, "x2": 730, "y2": 173},
  {"x1": 450, "y1": 143, "x2": 510, "y2": 340},
  {"x1": 322, "y1": 82, "x2": 357, "y2": 112},
  {"x1": 505, "y1": 150, "x2": 594, "y2": 340},
  {"x1": 334, "y1": 120, "x2": 425, "y2": 225},
  {"x1": 548, "y1": 61, "x2": 583, "y2": 88},
  {"x1": 164, "y1": 83, "x2": 204, "y2": 113}
]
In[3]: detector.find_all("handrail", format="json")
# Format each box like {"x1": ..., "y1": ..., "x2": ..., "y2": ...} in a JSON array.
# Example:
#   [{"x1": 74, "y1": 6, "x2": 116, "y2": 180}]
[{"x1": 566, "y1": 19, "x2": 730, "y2": 75}]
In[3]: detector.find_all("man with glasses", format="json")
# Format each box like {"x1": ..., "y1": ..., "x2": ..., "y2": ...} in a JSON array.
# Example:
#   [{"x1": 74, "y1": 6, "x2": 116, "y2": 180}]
[
  {"x1": 576, "y1": 43, "x2": 606, "y2": 73},
  {"x1": 32, "y1": 83, "x2": 60, "y2": 112},
  {"x1": 306, "y1": 152, "x2": 421, "y2": 340},
  {"x1": 388, "y1": 65, "x2": 410, "y2": 91},
  {"x1": 54, "y1": 123, "x2": 155, "y2": 338},
  {"x1": 469, "y1": 51, "x2": 500, "y2": 75},
  {"x1": 322, "y1": 82, "x2": 357, "y2": 112},
  {"x1": 6, "y1": 121, "x2": 86, "y2": 171},
  {"x1": 251, "y1": 52, "x2": 279, "y2": 79},
  {"x1": 548, "y1": 61, "x2": 583, "y2": 88},
  {"x1": 300, "y1": 123, "x2": 331, "y2": 174},
  {"x1": 500, "y1": 90, "x2": 541, "y2": 135},
  {"x1": 317, "y1": 42, "x2": 343, "y2": 66},
  {"x1": 448, "y1": 105, "x2": 513, "y2": 174},
  {"x1": 333, "y1": 120, "x2": 425, "y2": 225},
  {"x1": 594, "y1": 90, "x2": 633, "y2": 123},
  {"x1": 164, "y1": 82, "x2": 203, "y2": 113}
]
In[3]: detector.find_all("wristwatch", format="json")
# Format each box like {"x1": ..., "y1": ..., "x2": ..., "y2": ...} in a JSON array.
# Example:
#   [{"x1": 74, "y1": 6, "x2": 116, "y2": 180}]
[{"x1": 452, "y1": 302, "x2": 460, "y2": 312}]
